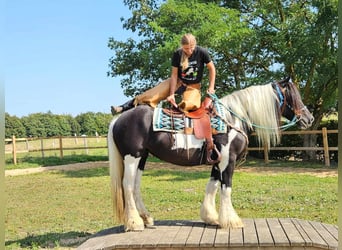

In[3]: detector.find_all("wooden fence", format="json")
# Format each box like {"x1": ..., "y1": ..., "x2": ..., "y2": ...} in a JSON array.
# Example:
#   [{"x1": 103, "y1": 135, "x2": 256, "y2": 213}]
[
  {"x1": 5, "y1": 135, "x2": 107, "y2": 165},
  {"x1": 248, "y1": 128, "x2": 338, "y2": 167},
  {"x1": 5, "y1": 128, "x2": 338, "y2": 166}
]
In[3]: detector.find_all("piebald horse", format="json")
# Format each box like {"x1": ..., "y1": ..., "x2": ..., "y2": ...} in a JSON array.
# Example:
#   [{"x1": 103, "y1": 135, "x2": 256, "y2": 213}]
[{"x1": 108, "y1": 77, "x2": 314, "y2": 231}]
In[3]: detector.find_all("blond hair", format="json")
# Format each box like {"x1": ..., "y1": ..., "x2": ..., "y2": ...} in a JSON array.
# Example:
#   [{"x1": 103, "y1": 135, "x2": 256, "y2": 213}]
[{"x1": 180, "y1": 33, "x2": 197, "y2": 71}]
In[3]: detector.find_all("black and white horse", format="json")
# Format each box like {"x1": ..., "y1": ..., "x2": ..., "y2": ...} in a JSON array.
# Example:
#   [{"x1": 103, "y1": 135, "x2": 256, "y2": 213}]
[{"x1": 107, "y1": 78, "x2": 314, "y2": 231}]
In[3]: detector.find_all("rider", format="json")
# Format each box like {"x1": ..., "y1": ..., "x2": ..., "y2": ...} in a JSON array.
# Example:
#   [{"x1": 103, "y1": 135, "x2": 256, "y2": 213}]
[{"x1": 111, "y1": 33, "x2": 216, "y2": 114}]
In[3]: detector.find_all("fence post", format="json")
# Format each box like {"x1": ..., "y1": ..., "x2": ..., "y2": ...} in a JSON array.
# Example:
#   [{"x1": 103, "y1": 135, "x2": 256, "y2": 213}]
[
  {"x1": 40, "y1": 137, "x2": 45, "y2": 158},
  {"x1": 59, "y1": 136, "x2": 64, "y2": 159},
  {"x1": 322, "y1": 127, "x2": 330, "y2": 167},
  {"x1": 264, "y1": 144, "x2": 269, "y2": 164},
  {"x1": 12, "y1": 135, "x2": 17, "y2": 165},
  {"x1": 83, "y1": 136, "x2": 89, "y2": 155}
]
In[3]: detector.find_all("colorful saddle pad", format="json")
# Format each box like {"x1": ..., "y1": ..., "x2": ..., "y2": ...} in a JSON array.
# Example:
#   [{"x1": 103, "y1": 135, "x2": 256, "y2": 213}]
[{"x1": 153, "y1": 101, "x2": 227, "y2": 134}]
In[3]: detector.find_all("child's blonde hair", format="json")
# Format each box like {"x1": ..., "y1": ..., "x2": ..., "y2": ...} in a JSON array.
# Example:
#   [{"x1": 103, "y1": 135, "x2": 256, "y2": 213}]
[{"x1": 180, "y1": 33, "x2": 197, "y2": 71}]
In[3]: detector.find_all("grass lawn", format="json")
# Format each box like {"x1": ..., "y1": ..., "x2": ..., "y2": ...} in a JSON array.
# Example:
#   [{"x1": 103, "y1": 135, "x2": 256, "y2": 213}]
[{"x1": 5, "y1": 164, "x2": 337, "y2": 249}]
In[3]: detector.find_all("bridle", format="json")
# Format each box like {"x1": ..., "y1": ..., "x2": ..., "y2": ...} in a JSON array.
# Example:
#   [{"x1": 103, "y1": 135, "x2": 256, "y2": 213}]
[{"x1": 274, "y1": 81, "x2": 308, "y2": 123}]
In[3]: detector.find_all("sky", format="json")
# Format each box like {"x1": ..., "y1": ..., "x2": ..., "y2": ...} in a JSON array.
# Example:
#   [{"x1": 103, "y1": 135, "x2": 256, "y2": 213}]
[{"x1": 5, "y1": 0, "x2": 135, "y2": 117}]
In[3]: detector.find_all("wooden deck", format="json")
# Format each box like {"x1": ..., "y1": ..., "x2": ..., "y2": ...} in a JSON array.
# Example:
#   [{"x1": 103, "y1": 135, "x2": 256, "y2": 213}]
[{"x1": 77, "y1": 218, "x2": 338, "y2": 250}]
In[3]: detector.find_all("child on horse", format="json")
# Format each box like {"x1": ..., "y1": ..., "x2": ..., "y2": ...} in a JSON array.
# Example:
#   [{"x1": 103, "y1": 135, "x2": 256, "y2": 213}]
[{"x1": 111, "y1": 33, "x2": 216, "y2": 114}]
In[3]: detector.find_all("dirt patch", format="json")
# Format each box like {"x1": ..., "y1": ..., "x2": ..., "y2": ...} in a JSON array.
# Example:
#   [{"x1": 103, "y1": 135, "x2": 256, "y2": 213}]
[
  {"x1": 5, "y1": 161, "x2": 337, "y2": 178},
  {"x1": 5, "y1": 161, "x2": 108, "y2": 177},
  {"x1": 146, "y1": 162, "x2": 338, "y2": 178}
]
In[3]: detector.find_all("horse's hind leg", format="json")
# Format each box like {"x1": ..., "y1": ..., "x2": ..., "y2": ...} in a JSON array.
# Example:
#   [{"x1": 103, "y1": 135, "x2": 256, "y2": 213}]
[
  {"x1": 200, "y1": 165, "x2": 220, "y2": 225},
  {"x1": 134, "y1": 168, "x2": 154, "y2": 227},
  {"x1": 123, "y1": 155, "x2": 145, "y2": 231}
]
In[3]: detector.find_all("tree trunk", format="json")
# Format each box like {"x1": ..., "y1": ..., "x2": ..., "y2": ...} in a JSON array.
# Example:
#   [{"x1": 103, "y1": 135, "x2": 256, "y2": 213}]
[{"x1": 302, "y1": 134, "x2": 317, "y2": 161}]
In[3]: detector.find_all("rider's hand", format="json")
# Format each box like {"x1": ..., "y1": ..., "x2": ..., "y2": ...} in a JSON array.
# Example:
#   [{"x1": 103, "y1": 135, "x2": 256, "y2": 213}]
[
  {"x1": 166, "y1": 94, "x2": 178, "y2": 108},
  {"x1": 207, "y1": 88, "x2": 215, "y2": 95}
]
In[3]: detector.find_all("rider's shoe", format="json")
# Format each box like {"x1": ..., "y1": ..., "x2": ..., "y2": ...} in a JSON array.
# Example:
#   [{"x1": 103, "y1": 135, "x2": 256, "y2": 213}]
[
  {"x1": 111, "y1": 99, "x2": 135, "y2": 116},
  {"x1": 111, "y1": 106, "x2": 123, "y2": 115}
]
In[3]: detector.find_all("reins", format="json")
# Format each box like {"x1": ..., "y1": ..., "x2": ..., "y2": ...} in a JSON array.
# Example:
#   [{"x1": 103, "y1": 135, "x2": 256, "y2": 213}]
[{"x1": 207, "y1": 92, "x2": 298, "y2": 131}]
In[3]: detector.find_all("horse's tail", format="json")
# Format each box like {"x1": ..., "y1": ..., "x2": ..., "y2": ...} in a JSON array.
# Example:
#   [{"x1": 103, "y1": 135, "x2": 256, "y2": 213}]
[{"x1": 108, "y1": 117, "x2": 125, "y2": 223}]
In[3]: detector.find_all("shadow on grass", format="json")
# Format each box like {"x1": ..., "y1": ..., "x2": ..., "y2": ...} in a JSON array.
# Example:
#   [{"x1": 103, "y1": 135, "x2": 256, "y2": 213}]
[
  {"x1": 5, "y1": 231, "x2": 92, "y2": 249},
  {"x1": 6, "y1": 155, "x2": 108, "y2": 169},
  {"x1": 61, "y1": 167, "x2": 109, "y2": 178},
  {"x1": 244, "y1": 156, "x2": 334, "y2": 169},
  {"x1": 143, "y1": 169, "x2": 209, "y2": 181}
]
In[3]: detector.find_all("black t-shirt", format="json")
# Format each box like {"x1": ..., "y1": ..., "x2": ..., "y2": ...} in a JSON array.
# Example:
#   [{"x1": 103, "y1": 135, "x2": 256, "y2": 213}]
[{"x1": 171, "y1": 46, "x2": 211, "y2": 84}]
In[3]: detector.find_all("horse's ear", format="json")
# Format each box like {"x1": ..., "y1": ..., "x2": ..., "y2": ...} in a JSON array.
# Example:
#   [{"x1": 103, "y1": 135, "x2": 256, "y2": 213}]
[{"x1": 278, "y1": 76, "x2": 291, "y2": 87}]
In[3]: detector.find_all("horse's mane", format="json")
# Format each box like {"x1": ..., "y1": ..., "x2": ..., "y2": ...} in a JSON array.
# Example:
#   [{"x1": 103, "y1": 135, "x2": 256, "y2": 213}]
[{"x1": 220, "y1": 83, "x2": 280, "y2": 148}]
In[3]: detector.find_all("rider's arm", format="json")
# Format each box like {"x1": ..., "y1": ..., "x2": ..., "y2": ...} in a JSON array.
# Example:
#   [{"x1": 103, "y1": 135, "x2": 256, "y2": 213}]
[
  {"x1": 206, "y1": 61, "x2": 216, "y2": 94},
  {"x1": 166, "y1": 66, "x2": 179, "y2": 107}
]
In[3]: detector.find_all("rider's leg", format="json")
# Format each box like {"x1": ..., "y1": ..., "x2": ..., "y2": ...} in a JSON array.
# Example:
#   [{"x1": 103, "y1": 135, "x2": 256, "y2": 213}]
[
  {"x1": 111, "y1": 99, "x2": 135, "y2": 115},
  {"x1": 177, "y1": 84, "x2": 201, "y2": 112},
  {"x1": 111, "y1": 79, "x2": 182, "y2": 115}
]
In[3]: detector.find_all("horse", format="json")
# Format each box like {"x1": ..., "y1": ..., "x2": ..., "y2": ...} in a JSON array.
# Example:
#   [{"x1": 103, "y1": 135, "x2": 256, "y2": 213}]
[{"x1": 107, "y1": 77, "x2": 314, "y2": 231}]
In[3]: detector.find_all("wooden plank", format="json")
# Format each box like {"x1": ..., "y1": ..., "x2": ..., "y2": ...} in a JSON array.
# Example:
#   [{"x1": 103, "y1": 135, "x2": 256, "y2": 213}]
[
  {"x1": 79, "y1": 226, "x2": 125, "y2": 249},
  {"x1": 185, "y1": 221, "x2": 205, "y2": 247},
  {"x1": 77, "y1": 219, "x2": 338, "y2": 249},
  {"x1": 242, "y1": 218, "x2": 258, "y2": 246},
  {"x1": 156, "y1": 221, "x2": 184, "y2": 247},
  {"x1": 115, "y1": 230, "x2": 146, "y2": 248},
  {"x1": 110, "y1": 224, "x2": 159, "y2": 249},
  {"x1": 294, "y1": 219, "x2": 328, "y2": 248},
  {"x1": 199, "y1": 224, "x2": 217, "y2": 247},
  {"x1": 291, "y1": 218, "x2": 313, "y2": 246},
  {"x1": 310, "y1": 220, "x2": 338, "y2": 249},
  {"x1": 321, "y1": 222, "x2": 338, "y2": 240},
  {"x1": 214, "y1": 228, "x2": 229, "y2": 247},
  {"x1": 171, "y1": 220, "x2": 194, "y2": 247},
  {"x1": 254, "y1": 218, "x2": 274, "y2": 246},
  {"x1": 279, "y1": 218, "x2": 306, "y2": 247},
  {"x1": 229, "y1": 227, "x2": 244, "y2": 247},
  {"x1": 267, "y1": 218, "x2": 290, "y2": 246},
  {"x1": 137, "y1": 221, "x2": 171, "y2": 248}
]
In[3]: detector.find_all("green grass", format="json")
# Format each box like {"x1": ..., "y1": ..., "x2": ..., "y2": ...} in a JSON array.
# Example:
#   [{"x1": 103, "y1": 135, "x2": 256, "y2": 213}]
[{"x1": 5, "y1": 166, "x2": 337, "y2": 249}]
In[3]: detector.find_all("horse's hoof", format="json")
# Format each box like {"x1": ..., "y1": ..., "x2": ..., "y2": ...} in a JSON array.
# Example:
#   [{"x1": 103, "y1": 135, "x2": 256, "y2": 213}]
[
  {"x1": 219, "y1": 219, "x2": 244, "y2": 229},
  {"x1": 124, "y1": 224, "x2": 145, "y2": 232},
  {"x1": 125, "y1": 218, "x2": 145, "y2": 231},
  {"x1": 143, "y1": 217, "x2": 154, "y2": 227}
]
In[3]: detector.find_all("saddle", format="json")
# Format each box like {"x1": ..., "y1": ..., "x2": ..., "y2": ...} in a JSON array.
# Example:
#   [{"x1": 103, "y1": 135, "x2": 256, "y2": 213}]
[{"x1": 162, "y1": 97, "x2": 222, "y2": 165}]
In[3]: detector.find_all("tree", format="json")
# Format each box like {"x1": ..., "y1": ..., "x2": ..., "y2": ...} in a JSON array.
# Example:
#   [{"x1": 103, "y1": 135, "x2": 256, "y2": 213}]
[
  {"x1": 108, "y1": 0, "x2": 254, "y2": 97},
  {"x1": 5, "y1": 113, "x2": 26, "y2": 138},
  {"x1": 94, "y1": 112, "x2": 113, "y2": 135},
  {"x1": 63, "y1": 114, "x2": 81, "y2": 136},
  {"x1": 108, "y1": 0, "x2": 337, "y2": 160},
  {"x1": 76, "y1": 112, "x2": 99, "y2": 136},
  {"x1": 237, "y1": 0, "x2": 338, "y2": 125},
  {"x1": 108, "y1": 0, "x2": 337, "y2": 115},
  {"x1": 21, "y1": 113, "x2": 47, "y2": 137}
]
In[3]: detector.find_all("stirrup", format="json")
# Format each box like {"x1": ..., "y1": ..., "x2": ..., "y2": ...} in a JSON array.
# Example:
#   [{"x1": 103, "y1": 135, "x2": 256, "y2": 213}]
[{"x1": 206, "y1": 144, "x2": 221, "y2": 165}]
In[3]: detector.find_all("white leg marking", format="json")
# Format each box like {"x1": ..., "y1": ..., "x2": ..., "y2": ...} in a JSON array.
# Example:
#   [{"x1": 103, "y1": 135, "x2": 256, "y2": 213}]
[
  {"x1": 219, "y1": 187, "x2": 243, "y2": 229},
  {"x1": 200, "y1": 178, "x2": 219, "y2": 225},
  {"x1": 134, "y1": 169, "x2": 154, "y2": 226},
  {"x1": 217, "y1": 129, "x2": 238, "y2": 172},
  {"x1": 123, "y1": 155, "x2": 144, "y2": 231},
  {"x1": 218, "y1": 129, "x2": 243, "y2": 228}
]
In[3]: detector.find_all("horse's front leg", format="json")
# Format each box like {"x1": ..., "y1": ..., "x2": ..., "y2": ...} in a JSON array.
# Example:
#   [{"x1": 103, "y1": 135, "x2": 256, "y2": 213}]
[
  {"x1": 123, "y1": 155, "x2": 145, "y2": 231},
  {"x1": 200, "y1": 165, "x2": 220, "y2": 225},
  {"x1": 219, "y1": 158, "x2": 244, "y2": 229}
]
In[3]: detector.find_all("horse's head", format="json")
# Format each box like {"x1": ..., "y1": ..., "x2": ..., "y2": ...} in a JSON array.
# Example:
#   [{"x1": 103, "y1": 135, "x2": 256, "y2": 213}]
[{"x1": 273, "y1": 77, "x2": 314, "y2": 129}]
